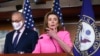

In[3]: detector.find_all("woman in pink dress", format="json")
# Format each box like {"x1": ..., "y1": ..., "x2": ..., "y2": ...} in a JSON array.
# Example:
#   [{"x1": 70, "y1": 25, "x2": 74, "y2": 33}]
[{"x1": 32, "y1": 11, "x2": 73, "y2": 54}]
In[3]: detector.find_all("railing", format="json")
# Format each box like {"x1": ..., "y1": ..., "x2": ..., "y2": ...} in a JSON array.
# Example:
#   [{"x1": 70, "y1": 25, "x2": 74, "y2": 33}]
[{"x1": 0, "y1": 53, "x2": 73, "y2": 56}]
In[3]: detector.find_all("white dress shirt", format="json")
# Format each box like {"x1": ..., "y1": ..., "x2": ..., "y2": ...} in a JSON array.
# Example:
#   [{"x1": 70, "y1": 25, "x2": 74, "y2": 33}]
[{"x1": 12, "y1": 26, "x2": 25, "y2": 44}]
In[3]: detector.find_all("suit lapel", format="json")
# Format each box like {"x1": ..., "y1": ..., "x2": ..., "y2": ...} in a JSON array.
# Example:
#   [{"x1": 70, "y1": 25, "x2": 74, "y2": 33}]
[
  {"x1": 8, "y1": 30, "x2": 16, "y2": 49},
  {"x1": 11, "y1": 31, "x2": 15, "y2": 45}
]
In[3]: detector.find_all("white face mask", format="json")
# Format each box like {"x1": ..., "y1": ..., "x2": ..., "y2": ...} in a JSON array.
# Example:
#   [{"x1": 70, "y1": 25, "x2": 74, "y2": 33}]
[{"x1": 12, "y1": 21, "x2": 23, "y2": 30}]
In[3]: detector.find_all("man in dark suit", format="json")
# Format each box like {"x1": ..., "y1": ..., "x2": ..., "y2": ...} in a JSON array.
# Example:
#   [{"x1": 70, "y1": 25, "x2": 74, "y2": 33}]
[{"x1": 4, "y1": 12, "x2": 38, "y2": 54}]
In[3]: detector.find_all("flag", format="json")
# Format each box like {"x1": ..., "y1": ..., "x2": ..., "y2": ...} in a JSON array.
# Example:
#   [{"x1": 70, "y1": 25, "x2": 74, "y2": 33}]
[
  {"x1": 52, "y1": 0, "x2": 64, "y2": 28},
  {"x1": 73, "y1": 0, "x2": 100, "y2": 56},
  {"x1": 22, "y1": 0, "x2": 34, "y2": 29}
]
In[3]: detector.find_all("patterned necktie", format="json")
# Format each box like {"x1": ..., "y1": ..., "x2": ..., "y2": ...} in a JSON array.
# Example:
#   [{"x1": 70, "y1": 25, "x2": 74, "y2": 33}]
[{"x1": 13, "y1": 30, "x2": 20, "y2": 48}]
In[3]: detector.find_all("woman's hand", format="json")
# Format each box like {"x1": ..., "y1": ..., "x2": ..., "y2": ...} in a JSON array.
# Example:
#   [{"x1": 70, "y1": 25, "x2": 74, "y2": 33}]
[{"x1": 45, "y1": 28, "x2": 57, "y2": 39}]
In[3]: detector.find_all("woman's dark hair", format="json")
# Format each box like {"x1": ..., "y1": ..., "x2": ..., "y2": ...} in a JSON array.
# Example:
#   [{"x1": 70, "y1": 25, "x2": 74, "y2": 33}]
[{"x1": 43, "y1": 11, "x2": 63, "y2": 32}]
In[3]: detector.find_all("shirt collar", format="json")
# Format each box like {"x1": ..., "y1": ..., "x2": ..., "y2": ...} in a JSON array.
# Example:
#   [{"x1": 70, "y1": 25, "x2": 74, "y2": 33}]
[{"x1": 19, "y1": 26, "x2": 25, "y2": 33}]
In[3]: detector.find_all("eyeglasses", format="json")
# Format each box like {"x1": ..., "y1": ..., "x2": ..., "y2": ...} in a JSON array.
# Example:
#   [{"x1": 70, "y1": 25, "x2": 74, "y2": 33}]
[{"x1": 12, "y1": 20, "x2": 22, "y2": 23}]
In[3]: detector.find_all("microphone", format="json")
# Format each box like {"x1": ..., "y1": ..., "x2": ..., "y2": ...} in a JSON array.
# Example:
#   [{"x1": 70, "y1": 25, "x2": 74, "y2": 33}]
[
  {"x1": 39, "y1": 37, "x2": 43, "y2": 39},
  {"x1": 50, "y1": 37, "x2": 57, "y2": 53},
  {"x1": 50, "y1": 37, "x2": 52, "y2": 39}
]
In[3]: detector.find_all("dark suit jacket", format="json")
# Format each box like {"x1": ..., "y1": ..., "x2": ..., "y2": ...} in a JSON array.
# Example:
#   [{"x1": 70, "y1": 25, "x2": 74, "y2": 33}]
[{"x1": 4, "y1": 28, "x2": 38, "y2": 54}]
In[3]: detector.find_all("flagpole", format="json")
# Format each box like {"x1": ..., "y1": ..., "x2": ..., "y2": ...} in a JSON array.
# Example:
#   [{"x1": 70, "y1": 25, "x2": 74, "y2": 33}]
[
  {"x1": 51, "y1": 0, "x2": 54, "y2": 11},
  {"x1": 22, "y1": 0, "x2": 25, "y2": 11},
  {"x1": 18, "y1": 0, "x2": 25, "y2": 12}
]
